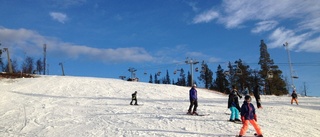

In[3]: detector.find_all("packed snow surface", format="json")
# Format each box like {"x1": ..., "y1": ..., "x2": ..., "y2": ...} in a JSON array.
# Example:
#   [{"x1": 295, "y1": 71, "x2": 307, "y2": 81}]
[{"x1": 1, "y1": 76, "x2": 320, "y2": 137}]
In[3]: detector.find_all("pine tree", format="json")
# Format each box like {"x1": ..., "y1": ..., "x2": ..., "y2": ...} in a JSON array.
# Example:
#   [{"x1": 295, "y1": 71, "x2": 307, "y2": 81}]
[
  {"x1": 36, "y1": 58, "x2": 43, "y2": 74},
  {"x1": 198, "y1": 61, "x2": 213, "y2": 89},
  {"x1": 149, "y1": 74, "x2": 153, "y2": 83},
  {"x1": 177, "y1": 68, "x2": 186, "y2": 86},
  {"x1": 165, "y1": 70, "x2": 171, "y2": 84},
  {"x1": 258, "y1": 40, "x2": 288, "y2": 95},
  {"x1": 22, "y1": 56, "x2": 34, "y2": 74},
  {"x1": 212, "y1": 64, "x2": 229, "y2": 93},
  {"x1": 187, "y1": 71, "x2": 191, "y2": 87},
  {"x1": 235, "y1": 59, "x2": 251, "y2": 92}
]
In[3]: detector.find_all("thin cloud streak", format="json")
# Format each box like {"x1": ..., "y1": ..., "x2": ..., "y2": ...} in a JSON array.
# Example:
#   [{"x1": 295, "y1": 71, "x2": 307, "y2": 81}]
[
  {"x1": 0, "y1": 27, "x2": 154, "y2": 63},
  {"x1": 50, "y1": 12, "x2": 68, "y2": 24},
  {"x1": 192, "y1": 0, "x2": 320, "y2": 53}
]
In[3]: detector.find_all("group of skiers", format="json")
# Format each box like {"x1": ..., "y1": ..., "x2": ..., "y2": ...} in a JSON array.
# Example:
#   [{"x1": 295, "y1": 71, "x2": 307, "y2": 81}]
[
  {"x1": 227, "y1": 85, "x2": 263, "y2": 137},
  {"x1": 129, "y1": 83, "x2": 299, "y2": 137}
]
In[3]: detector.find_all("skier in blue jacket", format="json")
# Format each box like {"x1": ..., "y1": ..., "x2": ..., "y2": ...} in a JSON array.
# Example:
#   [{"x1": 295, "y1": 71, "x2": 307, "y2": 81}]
[{"x1": 187, "y1": 84, "x2": 198, "y2": 115}]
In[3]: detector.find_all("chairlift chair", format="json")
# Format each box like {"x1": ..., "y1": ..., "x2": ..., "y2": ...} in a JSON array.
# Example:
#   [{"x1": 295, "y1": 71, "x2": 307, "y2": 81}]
[
  {"x1": 157, "y1": 71, "x2": 161, "y2": 76},
  {"x1": 236, "y1": 69, "x2": 242, "y2": 75},
  {"x1": 267, "y1": 71, "x2": 273, "y2": 79},
  {"x1": 195, "y1": 67, "x2": 199, "y2": 72},
  {"x1": 224, "y1": 71, "x2": 230, "y2": 75},
  {"x1": 292, "y1": 70, "x2": 299, "y2": 79}
]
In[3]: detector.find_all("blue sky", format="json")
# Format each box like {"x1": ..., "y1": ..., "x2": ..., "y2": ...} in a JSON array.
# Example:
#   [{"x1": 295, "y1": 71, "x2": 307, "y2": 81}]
[{"x1": 0, "y1": 0, "x2": 319, "y2": 96}]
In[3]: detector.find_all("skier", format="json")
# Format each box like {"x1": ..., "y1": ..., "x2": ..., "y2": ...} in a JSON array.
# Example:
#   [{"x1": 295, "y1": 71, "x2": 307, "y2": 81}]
[
  {"x1": 291, "y1": 89, "x2": 299, "y2": 105},
  {"x1": 228, "y1": 85, "x2": 242, "y2": 122},
  {"x1": 243, "y1": 86, "x2": 249, "y2": 95},
  {"x1": 130, "y1": 91, "x2": 138, "y2": 105},
  {"x1": 253, "y1": 86, "x2": 262, "y2": 109},
  {"x1": 187, "y1": 84, "x2": 198, "y2": 115},
  {"x1": 238, "y1": 95, "x2": 263, "y2": 137}
]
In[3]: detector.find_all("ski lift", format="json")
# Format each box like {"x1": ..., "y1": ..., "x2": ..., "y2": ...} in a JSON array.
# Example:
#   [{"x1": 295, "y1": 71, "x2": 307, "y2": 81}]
[
  {"x1": 267, "y1": 70, "x2": 273, "y2": 79},
  {"x1": 236, "y1": 68, "x2": 242, "y2": 75},
  {"x1": 235, "y1": 64, "x2": 242, "y2": 75},
  {"x1": 144, "y1": 71, "x2": 147, "y2": 75},
  {"x1": 292, "y1": 71, "x2": 299, "y2": 79},
  {"x1": 157, "y1": 71, "x2": 161, "y2": 76},
  {"x1": 119, "y1": 76, "x2": 126, "y2": 80},
  {"x1": 224, "y1": 71, "x2": 230, "y2": 75},
  {"x1": 195, "y1": 67, "x2": 199, "y2": 72},
  {"x1": 173, "y1": 70, "x2": 177, "y2": 75}
]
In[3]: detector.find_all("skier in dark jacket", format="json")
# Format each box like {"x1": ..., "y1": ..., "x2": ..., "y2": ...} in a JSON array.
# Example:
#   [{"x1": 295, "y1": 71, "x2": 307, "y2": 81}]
[
  {"x1": 238, "y1": 95, "x2": 263, "y2": 137},
  {"x1": 291, "y1": 89, "x2": 298, "y2": 105},
  {"x1": 253, "y1": 86, "x2": 262, "y2": 108},
  {"x1": 130, "y1": 91, "x2": 138, "y2": 105},
  {"x1": 228, "y1": 85, "x2": 242, "y2": 122},
  {"x1": 187, "y1": 84, "x2": 198, "y2": 115}
]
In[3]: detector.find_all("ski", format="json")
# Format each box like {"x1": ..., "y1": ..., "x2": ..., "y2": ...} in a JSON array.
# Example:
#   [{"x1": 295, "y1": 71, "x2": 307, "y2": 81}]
[
  {"x1": 184, "y1": 113, "x2": 210, "y2": 116},
  {"x1": 235, "y1": 133, "x2": 258, "y2": 137}
]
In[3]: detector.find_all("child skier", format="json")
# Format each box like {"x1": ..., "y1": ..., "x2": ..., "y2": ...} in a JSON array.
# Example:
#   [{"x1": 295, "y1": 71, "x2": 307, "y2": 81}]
[
  {"x1": 130, "y1": 91, "x2": 138, "y2": 105},
  {"x1": 238, "y1": 95, "x2": 263, "y2": 137}
]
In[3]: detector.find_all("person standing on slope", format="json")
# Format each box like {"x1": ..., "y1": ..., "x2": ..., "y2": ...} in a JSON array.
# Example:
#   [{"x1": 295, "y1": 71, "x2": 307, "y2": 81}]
[
  {"x1": 228, "y1": 85, "x2": 242, "y2": 122},
  {"x1": 253, "y1": 86, "x2": 262, "y2": 109},
  {"x1": 243, "y1": 86, "x2": 249, "y2": 95},
  {"x1": 238, "y1": 95, "x2": 263, "y2": 137},
  {"x1": 187, "y1": 84, "x2": 198, "y2": 115},
  {"x1": 130, "y1": 91, "x2": 138, "y2": 105},
  {"x1": 291, "y1": 89, "x2": 299, "y2": 105}
]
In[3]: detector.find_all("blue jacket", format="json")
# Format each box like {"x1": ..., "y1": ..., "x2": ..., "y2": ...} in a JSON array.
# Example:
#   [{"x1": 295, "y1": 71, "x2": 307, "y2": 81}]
[
  {"x1": 240, "y1": 101, "x2": 256, "y2": 120},
  {"x1": 189, "y1": 87, "x2": 197, "y2": 101}
]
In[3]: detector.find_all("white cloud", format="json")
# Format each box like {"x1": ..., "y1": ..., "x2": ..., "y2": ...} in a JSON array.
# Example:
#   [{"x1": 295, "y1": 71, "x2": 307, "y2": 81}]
[
  {"x1": 251, "y1": 20, "x2": 278, "y2": 33},
  {"x1": 192, "y1": 9, "x2": 219, "y2": 24},
  {"x1": 192, "y1": 0, "x2": 320, "y2": 53},
  {"x1": 298, "y1": 37, "x2": 320, "y2": 53},
  {"x1": 50, "y1": 12, "x2": 68, "y2": 24},
  {"x1": 187, "y1": 2, "x2": 199, "y2": 12},
  {"x1": 54, "y1": 0, "x2": 87, "y2": 8},
  {"x1": 0, "y1": 27, "x2": 154, "y2": 63},
  {"x1": 268, "y1": 27, "x2": 310, "y2": 50}
]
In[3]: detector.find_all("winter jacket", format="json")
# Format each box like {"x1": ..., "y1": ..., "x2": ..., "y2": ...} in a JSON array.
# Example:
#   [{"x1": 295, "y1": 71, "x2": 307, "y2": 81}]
[
  {"x1": 132, "y1": 92, "x2": 137, "y2": 100},
  {"x1": 228, "y1": 91, "x2": 241, "y2": 111},
  {"x1": 189, "y1": 87, "x2": 197, "y2": 101},
  {"x1": 240, "y1": 101, "x2": 256, "y2": 120},
  {"x1": 291, "y1": 92, "x2": 298, "y2": 99}
]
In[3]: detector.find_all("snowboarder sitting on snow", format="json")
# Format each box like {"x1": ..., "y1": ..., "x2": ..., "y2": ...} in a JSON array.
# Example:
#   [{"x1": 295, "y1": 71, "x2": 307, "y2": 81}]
[
  {"x1": 291, "y1": 89, "x2": 299, "y2": 105},
  {"x1": 228, "y1": 85, "x2": 242, "y2": 122},
  {"x1": 187, "y1": 84, "x2": 198, "y2": 115},
  {"x1": 130, "y1": 91, "x2": 138, "y2": 105},
  {"x1": 238, "y1": 95, "x2": 263, "y2": 137}
]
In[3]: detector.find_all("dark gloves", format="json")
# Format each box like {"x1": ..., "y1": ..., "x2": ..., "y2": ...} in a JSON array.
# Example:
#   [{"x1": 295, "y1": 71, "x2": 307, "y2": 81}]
[
  {"x1": 241, "y1": 116, "x2": 245, "y2": 124},
  {"x1": 254, "y1": 114, "x2": 257, "y2": 122}
]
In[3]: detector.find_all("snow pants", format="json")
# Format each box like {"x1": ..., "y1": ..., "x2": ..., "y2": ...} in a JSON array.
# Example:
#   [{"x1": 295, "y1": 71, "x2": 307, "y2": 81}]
[
  {"x1": 188, "y1": 99, "x2": 198, "y2": 113},
  {"x1": 239, "y1": 119, "x2": 263, "y2": 136},
  {"x1": 130, "y1": 99, "x2": 137, "y2": 105},
  {"x1": 229, "y1": 107, "x2": 240, "y2": 120},
  {"x1": 291, "y1": 98, "x2": 298, "y2": 105}
]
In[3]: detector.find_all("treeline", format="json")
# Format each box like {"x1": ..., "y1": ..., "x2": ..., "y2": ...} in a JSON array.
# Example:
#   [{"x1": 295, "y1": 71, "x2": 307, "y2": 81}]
[
  {"x1": 0, "y1": 55, "x2": 44, "y2": 75},
  {"x1": 148, "y1": 40, "x2": 288, "y2": 96}
]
